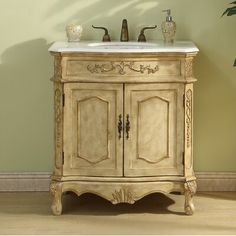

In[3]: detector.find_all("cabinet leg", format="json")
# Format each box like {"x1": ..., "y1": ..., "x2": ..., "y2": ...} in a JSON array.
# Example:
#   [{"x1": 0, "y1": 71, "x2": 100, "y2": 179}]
[
  {"x1": 50, "y1": 181, "x2": 63, "y2": 216},
  {"x1": 184, "y1": 180, "x2": 197, "y2": 215}
]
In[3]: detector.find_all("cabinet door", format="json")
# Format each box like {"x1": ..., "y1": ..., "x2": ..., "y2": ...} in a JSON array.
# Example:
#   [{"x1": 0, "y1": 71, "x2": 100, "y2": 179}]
[
  {"x1": 63, "y1": 83, "x2": 123, "y2": 176},
  {"x1": 124, "y1": 84, "x2": 184, "y2": 177}
]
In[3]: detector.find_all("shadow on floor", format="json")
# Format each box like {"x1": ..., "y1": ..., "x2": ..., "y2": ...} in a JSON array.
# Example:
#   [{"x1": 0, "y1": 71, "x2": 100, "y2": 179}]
[
  {"x1": 62, "y1": 192, "x2": 185, "y2": 216},
  {"x1": 0, "y1": 192, "x2": 186, "y2": 216}
]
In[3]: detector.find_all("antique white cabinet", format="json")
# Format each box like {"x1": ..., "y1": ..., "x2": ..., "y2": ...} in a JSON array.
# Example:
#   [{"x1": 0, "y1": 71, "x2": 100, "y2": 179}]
[{"x1": 49, "y1": 41, "x2": 199, "y2": 215}]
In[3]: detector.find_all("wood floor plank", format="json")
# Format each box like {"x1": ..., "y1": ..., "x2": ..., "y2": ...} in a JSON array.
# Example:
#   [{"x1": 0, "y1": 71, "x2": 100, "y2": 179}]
[{"x1": 0, "y1": 192, "x2": 236, "y2": 234}]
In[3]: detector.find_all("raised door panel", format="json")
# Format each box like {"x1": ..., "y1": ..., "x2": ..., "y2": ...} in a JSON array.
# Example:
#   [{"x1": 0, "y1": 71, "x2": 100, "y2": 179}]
[
  {"x1": 63, "y1": 83, "x2": 123, "y2": 176},
  {"x1": 124, "y1": 83, "x2": 184, "y2": 177}
]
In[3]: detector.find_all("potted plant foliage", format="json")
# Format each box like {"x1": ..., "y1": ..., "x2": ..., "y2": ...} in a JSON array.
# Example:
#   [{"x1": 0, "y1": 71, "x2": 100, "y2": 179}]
[{"x1": 222, "y1": 1, "x2": 236, "y2": 66}]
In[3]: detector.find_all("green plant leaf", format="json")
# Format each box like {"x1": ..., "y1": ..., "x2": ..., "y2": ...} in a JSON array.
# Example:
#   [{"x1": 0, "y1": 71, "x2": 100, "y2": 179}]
[
  {"x1": 222, "y1": 2, "x2": 236, "y2": 67},
  {"x1": 222, "y1": 8, "x2": 228, "y2": 16},
  {"x1": 228, "y1": 7, "x2": 236, "y2": 15},
  {"x1": 222, "y1": 6, "x2": 236, "y2": 16}
]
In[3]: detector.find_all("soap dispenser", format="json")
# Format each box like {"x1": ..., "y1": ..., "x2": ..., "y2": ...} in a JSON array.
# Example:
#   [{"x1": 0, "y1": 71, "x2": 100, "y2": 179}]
[{"x1": 161, "y1": 9, "x2": 176, "y2": 44}]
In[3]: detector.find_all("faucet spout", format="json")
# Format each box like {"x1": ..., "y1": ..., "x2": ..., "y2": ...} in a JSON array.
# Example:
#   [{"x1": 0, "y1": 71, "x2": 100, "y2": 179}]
[{"x1": 120, "y1": 19, "x2": 129, "y2": 42}]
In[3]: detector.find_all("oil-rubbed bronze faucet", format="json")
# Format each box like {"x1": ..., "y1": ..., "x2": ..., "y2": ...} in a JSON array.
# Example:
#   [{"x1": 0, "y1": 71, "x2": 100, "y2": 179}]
[
  {"x1": 92, "y1": 25, "x2": 111, "y2": 42},
  {"x1": 138, "y1": 25, "x2": 157, "y2": 42},
  {"x1": 120, "y1": 19, "x2": 129, "y2": 42}
]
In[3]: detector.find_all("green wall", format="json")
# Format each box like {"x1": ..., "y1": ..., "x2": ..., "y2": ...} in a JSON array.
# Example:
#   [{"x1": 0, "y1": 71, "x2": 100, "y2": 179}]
[{"x1": 0, "y1": 0, "x2": 235, "y2": 172}]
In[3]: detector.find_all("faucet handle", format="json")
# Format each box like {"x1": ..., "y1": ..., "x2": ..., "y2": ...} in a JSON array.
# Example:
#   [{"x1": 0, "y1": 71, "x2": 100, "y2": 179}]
[
  {"x1": 138, "y1": 25, "x2": 157, "y2": 42},
  {"x1": 92, "y1": 25, "x2": 111, "y2": 42}
]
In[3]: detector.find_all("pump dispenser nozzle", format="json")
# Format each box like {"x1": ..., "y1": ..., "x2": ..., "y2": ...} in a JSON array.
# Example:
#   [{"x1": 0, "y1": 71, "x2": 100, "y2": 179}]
[{"x1": 162, "y1": 9, "x2": 172, "y2": 22}]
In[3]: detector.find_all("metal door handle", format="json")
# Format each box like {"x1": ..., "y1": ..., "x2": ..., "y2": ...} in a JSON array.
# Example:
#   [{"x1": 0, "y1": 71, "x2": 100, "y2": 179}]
[
  {"x1": 118, "y1": 114, "x2": 123, "y2": 139},
  {"x1": 125, "y1": 114, "x2": 130, "y2": 139}
]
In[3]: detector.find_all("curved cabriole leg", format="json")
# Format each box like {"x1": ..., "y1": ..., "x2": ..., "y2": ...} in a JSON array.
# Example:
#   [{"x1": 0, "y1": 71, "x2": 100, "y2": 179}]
[
  {"x1": 50, "y1": 181, "x2": 63, "y2": 216},
  {"x1": 184, "y1": 180, "x2": 197, "y2": 215}
]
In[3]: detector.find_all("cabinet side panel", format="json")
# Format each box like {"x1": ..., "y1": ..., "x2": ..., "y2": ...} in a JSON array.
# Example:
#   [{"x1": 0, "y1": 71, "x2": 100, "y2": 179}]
[
  {"x1": 184, "y1": 83, "x2": 194, "y2": 178},
  {"x1": 53, "y1": 81, "x2": 63, "y2": 176}
]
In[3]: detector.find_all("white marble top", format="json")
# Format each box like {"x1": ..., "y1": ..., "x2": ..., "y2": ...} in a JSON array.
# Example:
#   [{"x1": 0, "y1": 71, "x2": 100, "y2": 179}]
[{"x1": 49, "y1": 41, "x2": 199, "y2": 53}]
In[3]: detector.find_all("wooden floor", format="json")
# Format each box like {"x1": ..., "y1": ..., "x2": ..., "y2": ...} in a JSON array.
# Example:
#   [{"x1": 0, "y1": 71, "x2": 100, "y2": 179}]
[{"x1": 0, "y1": 192, "x2": 236, "y2": 234}]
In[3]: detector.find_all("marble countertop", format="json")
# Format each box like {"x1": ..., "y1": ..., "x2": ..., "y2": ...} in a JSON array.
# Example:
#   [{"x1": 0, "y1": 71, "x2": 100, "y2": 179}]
[{"x1": 49, "y1": 41, "x2": 199, "y2": 53}]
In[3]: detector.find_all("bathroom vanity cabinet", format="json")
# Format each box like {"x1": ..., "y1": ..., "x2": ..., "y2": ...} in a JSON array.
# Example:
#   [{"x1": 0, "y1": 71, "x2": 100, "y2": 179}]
[{"x1": 49, "y1": 41, "x2": 199, "y2": 215}]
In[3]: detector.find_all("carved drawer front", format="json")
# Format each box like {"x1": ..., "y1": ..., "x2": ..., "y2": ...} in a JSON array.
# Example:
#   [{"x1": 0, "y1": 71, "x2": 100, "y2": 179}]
[
  {"x1": 124, "y1": 83, "x2": 184, "y2": 177},
  {"x1": 63, "y1": 59, "x2": 181, "y2": 79},
  {"x1": 63, "y1": 83, "x2": 123, "y2": 176}
]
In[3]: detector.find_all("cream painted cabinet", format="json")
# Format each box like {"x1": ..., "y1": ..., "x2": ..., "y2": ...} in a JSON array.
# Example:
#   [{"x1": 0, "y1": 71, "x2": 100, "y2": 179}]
[
  {"x1": 49, "y1": 43, "x2": 198, "y2": 216},
  {"x1": 63, "y1": 82, "x2": 183, "y2": 178},
  {"x1": 124, "y1": 83, "x2": 184, "y2": 177},
  {"x1": 63, "y1": 83, "x2": 123, "y2": 177}
]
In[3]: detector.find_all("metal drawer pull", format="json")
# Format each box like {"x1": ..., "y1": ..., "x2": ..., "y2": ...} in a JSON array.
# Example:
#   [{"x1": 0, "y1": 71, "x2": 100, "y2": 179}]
[
  {"x1": 125, "y1": 114, "x2": 130, "y2": 139},
  {"x1": 118, "y1": 114, "x2": 123, "y2": 139}
]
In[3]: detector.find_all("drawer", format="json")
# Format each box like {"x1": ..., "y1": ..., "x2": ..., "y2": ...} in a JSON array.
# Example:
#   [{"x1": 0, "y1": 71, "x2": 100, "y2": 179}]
[{"x1": 62, "y1": 58, "x2": 182, "y2": 79}]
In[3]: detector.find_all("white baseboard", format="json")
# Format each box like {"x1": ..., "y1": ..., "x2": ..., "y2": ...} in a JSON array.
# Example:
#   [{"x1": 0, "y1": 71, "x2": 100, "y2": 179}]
[{"x1": 0, "y1": 172, "x2": 236, "y2": 192}]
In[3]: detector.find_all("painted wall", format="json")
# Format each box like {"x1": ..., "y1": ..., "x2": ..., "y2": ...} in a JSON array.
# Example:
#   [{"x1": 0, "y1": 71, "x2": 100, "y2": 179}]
[{"x1": 0, "y1": 0, "x2": 235, "y2": 172}]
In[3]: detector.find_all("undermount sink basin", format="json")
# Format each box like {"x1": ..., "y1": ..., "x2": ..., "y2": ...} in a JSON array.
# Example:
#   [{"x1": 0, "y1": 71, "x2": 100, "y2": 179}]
[{"x1": 87, "y1": 42, "x2": 159, "y2": 49}]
